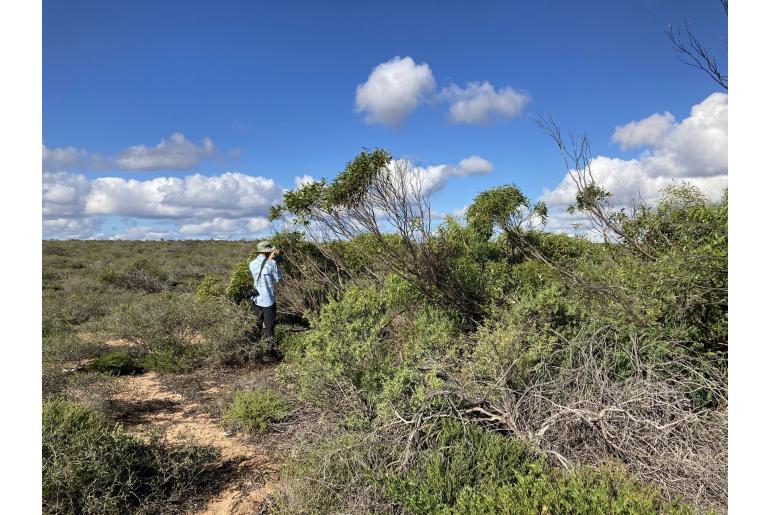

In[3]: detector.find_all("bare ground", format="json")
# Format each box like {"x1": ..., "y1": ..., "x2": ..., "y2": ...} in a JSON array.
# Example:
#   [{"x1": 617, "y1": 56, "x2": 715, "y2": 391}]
[{"x1": 108, "y1": 366, "x2": 282, "y2": 514}]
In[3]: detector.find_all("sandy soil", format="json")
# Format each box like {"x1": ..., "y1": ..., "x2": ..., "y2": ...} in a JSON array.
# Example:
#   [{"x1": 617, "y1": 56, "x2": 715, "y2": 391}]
[{"x1": 110, "y1": 371, "x2": 278, "y2": 514}]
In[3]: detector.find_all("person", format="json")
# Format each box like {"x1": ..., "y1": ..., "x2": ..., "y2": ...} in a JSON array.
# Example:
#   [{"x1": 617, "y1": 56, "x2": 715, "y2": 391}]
[{"x1": 248, "y1": 240, "x2": 282, "y2": 347}]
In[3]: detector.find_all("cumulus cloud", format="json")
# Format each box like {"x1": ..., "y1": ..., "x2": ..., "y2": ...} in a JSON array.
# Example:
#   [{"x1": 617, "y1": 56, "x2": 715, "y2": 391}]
[
  {"x1": 453, "y1": 205, "x2": 469, "y2": 218},
  {"x1": 178, "y1": 217, "x2": 272, "y2": 239},
  {"x1": 42, "y1": 171, "x2": 91, "y2": 217},
  {"x1": 42, "y1": 151, "x2": 493, "y2": 239},
  {"x1": 393, "y1": 155, "x2": 494, "y2": 193},
  {"x1": 457, "y1": 155, "x2": 493, "y2": 174},
  {"x1": 294, "y1": 175, "x2": 317, "y2": 187},
  {"x1": 113, "y1": 226, "x2": 174, "y2": 241},
  {"x1": 355, "y1": 56, "x2": 436, "y2": 126},
  {"x1": 611, "y1": 112, "x2": 675, "y2": 150},
  {"x1": 43, "y1": 171, "x2": 284, "y2": 239},
  {"x1": 42, "y1": 145, "x2": 89, "y2": 169},
  {"x1": 114, "y1": 133, "x2": 216, "y2": 171},
  {"x1": 540, "y1": 93, "x2": 728, "y2": 235},
  {"x1": 42, "y1": 133, "x2": 218, "y2": 172},
  {"x1": 84, "y1": 172, "x2": 283, "y2": 219},
  {"x1": 43, "y1": 217, "x2": 104, "y2": 240},
  {"x1": 440, "y1": 81, "x2": 530, "y2": 124}
]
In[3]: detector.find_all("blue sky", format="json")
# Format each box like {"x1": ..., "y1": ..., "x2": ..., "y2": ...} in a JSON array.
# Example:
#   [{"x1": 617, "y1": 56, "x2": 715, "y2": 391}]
[{"x1": 42, "y1": 0, "x2": 728, "y2": 239}]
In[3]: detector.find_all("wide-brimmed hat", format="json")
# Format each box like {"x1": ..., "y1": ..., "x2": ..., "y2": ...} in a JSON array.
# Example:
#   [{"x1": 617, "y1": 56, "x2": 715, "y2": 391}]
[{"x1": 256, "y1": 240, "x2": 276, "y2": 253}]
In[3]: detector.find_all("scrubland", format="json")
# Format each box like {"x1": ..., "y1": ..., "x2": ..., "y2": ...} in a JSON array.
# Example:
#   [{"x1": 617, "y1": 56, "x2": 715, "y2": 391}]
[{"x1": 43, "y1": 150, "x2": 726, "y2": 514}]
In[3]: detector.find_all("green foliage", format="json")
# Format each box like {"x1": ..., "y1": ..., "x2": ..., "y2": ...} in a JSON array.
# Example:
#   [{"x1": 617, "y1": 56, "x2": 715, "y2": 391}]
[
  {"x1": 570, "y1": 183, "x2": 612, "y2": 213},
  {"x1": 43, "y1": 398, "x2": 218, "y2": 514},
  {"x1": 195, "y1": 274, "x2": 225, "y2": 301},
  {"x1": 41, "y1": 177, "x2": 728, "y2": 513},
  {"x1": 223, "y1": 389, "x2": 290, "y2": 433},
  {"x1": 325, "y1": 148, "x2": 392, "y2": 208},
  {"x1": 277, "y1": 285, "x2": 391, "y2": 410},
  {"x1": 271, "y1": 179, "x2": 328, "y2": 223},
  {"x1": 89, "y1": 350, "x2": 144, "y2": 376},
  {"x1": 272, "y1": 148, "x2": 392, "y2": 224},
  {"x1": 566, "y1": 185, "x2": 729, "y2": 357},
  {"x1": 225, "y1": 260, "x2": 253, "y2": 303},
  {"x1": 385, "y1": 421, "x2": 693, "y2": 515},
  {"x1": 467, "y1": 184, "x2": 546, "y2": 240},
  {"x1": 95, "y1": 293, "x2": 194, "y2": 350},
  {"x1": 139, "y1": 345, "x2": 206, "y2": 374}
]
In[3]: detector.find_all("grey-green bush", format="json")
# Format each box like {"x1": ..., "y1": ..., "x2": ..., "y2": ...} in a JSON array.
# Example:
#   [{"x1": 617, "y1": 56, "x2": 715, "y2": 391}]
[{"x1": 43, "y1": 398, "x2": 218, "y2": 514}]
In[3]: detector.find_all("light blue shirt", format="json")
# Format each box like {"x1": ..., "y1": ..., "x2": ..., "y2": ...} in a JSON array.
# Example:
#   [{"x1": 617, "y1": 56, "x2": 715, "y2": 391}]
[{"x1": 249, "y1": 255, "x2": 282, "y2": 307}]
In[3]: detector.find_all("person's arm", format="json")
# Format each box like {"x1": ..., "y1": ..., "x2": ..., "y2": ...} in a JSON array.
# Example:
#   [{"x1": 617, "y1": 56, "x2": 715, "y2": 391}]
[
  {"x1": 269, "y1": 250, "x2": 283, "y2": 283},
  {"x1": 270, "y1": 259, "x2": 283, "y2": 283}
]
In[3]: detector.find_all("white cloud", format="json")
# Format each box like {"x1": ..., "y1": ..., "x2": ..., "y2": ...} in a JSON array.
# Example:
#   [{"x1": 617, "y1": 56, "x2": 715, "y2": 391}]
[
  {"x1": 453, "y1": 205, "x2": 469, "y2": 218},
  {"x1": 114, "y1": 133, "x2": 216, "y2": 171},
  {"x1": 42, "y1": 151, "x2": 492, "y2": 239},
  {"x1": 355, "y1": 56, "x2": 436, "y2": 126},
  {"x1": 440, "y1": 81, "x2": 530, "y2": 124},
  {"x1": 43, "y1": 133, "x2": 218, "y2": 172},
  {"x1": 113, "y1": 226, "x2": 174, "y2": 241},
  {"x1": 43, "y1": 217, "x2": 104, "y2": 240},
  {"x1": 42, "y1": 145, "x2": 89, "y2": 169},
  {"x1": 457, "y1": 155, "x2": 493, "y2": 174},
  {"x1": 179, "y1": 217, "x2": 237, "y2": 236},
  {"x1": 611, "y1": 112, "x2": 675, "y2": 150},
  {"x1": 42, "y1": 171, "x2": 91, "y2": 217},
  {"x1": 83, "y1": 172, "x2": 283, "y2": 219},
  {"x1": 541, "y1": 93, "x2": 728, "y2": 235},
  {"x1": 179, "y1": 216, "x2": 271, "y2": 239},
  {"x1": 391, "y1": 155, "x2": 494, "y2": 194},
  {"x1": 294, "y1": 175, "x2": 317, "y2": 187}
]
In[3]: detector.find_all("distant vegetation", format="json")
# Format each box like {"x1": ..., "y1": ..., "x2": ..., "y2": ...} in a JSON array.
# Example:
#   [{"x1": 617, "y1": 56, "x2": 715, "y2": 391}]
[{"x1": 43, "y1": 148, "x2": 726, "y2": 512}]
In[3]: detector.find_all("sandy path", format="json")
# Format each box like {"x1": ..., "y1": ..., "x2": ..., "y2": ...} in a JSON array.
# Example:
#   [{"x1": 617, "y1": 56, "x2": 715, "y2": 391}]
[{"x1": 111, "y1": 371, "x2": 277, "y2": 514}]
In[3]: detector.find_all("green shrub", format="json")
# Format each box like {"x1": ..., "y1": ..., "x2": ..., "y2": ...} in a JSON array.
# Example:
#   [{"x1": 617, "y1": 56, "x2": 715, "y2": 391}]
[
  {"x1": 43, "y1": 398, "x2": 218, "y2": 514},
  {"x1": 89, "y1": 350, "x2": 143, "y2": 376},
  {"x1": 139, "y1": 344, "x2": 206, "y2": 374},
  {"x1": 223, "y1": 389, "x2": 290, "y2": 433},
  {"x1": 276, "y1": 285, "x2": 391, "y2": 410},
  {"x1": 225, "y1": 260, "x2": 254, "y2": 303},
  {"x1": 384, "y1": 421, "x2": 693, "y2": 515},
  {"x1": 196, "y1": 274, "x2": 225, "y2": 301}
]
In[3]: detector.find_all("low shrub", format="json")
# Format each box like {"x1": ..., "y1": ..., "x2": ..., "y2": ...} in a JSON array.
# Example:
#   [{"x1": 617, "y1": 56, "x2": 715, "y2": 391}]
[
  {"x1": 225, "y1": 259, "x2": 255, "y2": 303},
  {"x1": 42, "y1": 333, "x2": 99, "y2": 365},
  {"x1": 223, "y1": 389, "x2": 290, "y2": 433},
  {"x1": 43, "y1": 398, "x2": 218, "y2": 514},
  {"x1": 196, "y1": 274, "x2": 225, "y2": 301},
  {"x1": 89, "y1": 350, "x2": 143, "y2": 376},
  {"x1": 275, "y1": 428, "x2": 393, "y2": 514},
  {"x1": 139, "y1": 345, "x2": 205, "y2": 374},
  {"x1": 276, "y1": 285, "x2": 391, "y2": 412},
  {"x1": 98, "y1": 258, "x2": 169, "y2": 293},
  {"x1": 93, "y1": 293, "x2": 254, "y2": 370},
  {"x1": 384, "y1": 421, "x2": 694, "y2": 515}
]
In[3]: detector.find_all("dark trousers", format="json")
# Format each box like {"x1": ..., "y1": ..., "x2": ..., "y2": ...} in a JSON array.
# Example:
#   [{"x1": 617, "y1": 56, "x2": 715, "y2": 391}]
[{"x1": 251, "y1": 302, "x2": 276, "y2": 339}]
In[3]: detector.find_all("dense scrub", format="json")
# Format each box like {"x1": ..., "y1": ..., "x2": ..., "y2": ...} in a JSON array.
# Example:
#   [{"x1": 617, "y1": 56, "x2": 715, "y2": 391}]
[
  {"x1": 264, "y1": 149, "x2": 727, "y2": 513},
  {"x1": 43, "y1": 398, "x2": 219, "y2": 514}
]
